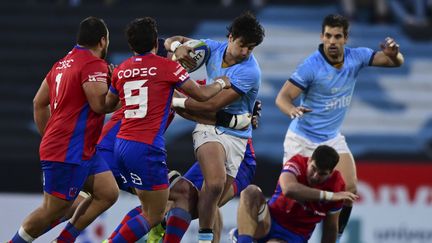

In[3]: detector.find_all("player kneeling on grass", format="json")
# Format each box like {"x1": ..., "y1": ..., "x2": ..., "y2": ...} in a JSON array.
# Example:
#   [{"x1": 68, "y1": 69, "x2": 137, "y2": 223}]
[{"x1": 230, "y1": 145, "x2": 358, "y2": 243}]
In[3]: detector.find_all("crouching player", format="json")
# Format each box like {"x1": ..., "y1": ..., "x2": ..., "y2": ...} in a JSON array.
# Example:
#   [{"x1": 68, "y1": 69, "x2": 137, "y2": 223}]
[{"x1": 231, "y1": 145, "x2": 358, "y2": 243}]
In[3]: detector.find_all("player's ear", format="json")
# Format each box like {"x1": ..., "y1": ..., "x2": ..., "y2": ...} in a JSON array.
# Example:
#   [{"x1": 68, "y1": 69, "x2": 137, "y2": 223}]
[
  {"x1": 100, "y1": 36, "x2": 107, "y2": 48},
  {"x1": 228, "y1": 34, "x2": 234, "y2": 43}
]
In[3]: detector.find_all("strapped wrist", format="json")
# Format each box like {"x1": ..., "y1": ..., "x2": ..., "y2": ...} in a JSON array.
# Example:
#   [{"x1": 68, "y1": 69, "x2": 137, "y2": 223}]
[
  {"x1": 215, "y1": 78, "x2": 226, "y2": 89},
  {"x1": 170, "y1": 41, "x2": 182, "y2": 52},
  {"x1": 172, "y1": 97, "x2": 186, "y2": 109},
  {"x1": 320, "y1": 190, "x2": 334, "y2": 201}
]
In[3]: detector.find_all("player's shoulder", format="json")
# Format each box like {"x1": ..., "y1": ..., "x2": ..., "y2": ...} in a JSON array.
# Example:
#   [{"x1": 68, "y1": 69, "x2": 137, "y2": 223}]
[
  {"x1": 283, "y1": 154, "x2": 308, "y2": 173},
  {"x1": 202, "y1": 38, "x2": 224, "y2": 49},
  {"x1": 345, "y1": 46, "x2": 373, "y2": 58},
  {"x1": 298, "y1": 50, "x2": 322, "y2": 70},
  {"x1": 236, "y1": 55, "x2": 261, "y2": 78}
]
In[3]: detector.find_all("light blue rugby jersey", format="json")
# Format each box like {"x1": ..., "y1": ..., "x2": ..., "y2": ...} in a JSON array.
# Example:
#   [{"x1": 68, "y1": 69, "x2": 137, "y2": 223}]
[
  {"x1": 202, "y1": 39, "x2": 261, "y2": 138},
  {"x1": 288, "y1": 44, "x2": 375, "y2": 143}
]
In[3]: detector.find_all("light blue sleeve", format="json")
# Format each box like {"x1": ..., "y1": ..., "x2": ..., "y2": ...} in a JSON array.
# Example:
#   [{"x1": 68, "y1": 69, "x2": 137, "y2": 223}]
[
  {"x1": 289, "y1": 58, "x2": 315, "y2": 90},
  {"x1": 352, "y1": 47, "x2": 375, "y2": 67},
  {"x1": 202, "y1": 39, "x2": 222, "y2": 53},
  {"x1": 230, "y1": 65, "x2": 261, "y2": 95}
]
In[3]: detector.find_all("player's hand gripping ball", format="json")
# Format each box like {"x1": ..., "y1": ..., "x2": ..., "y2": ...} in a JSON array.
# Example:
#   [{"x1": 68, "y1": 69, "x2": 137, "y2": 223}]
[{"x1": 172, "y1": 39, "x2": 210, "y2": 73}]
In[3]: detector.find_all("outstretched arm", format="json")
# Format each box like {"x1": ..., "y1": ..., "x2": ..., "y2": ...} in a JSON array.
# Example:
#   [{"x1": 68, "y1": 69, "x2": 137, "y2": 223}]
[
  {"x1": 178, "y1": 76, "x2": 231, "y2": 102},
  {"x1": 183, "y1": 88, "x2": 241, "y2": 112},
  {"x1": 372, "y1": 37, "x2": 404, "y2": 67},
  {"x1": 279, "y1": 172, "x2": 358, "y2": 203}
]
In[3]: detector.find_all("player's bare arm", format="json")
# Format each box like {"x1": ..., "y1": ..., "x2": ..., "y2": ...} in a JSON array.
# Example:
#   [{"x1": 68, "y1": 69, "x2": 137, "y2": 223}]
[
  {"x1": 279, "y1": 172, "x2": 358, "y2": 203},
  {"x1": 275, "y1": 80, "x2": 312, "y2": 119},
  {"x1": 164, "y1": 36, "x2": 195, "y2": 69},
  {"x1": 178, "y1": 76, "x2": 231, "y2": 102},
  {"x1": 179, "y1": 87, "x2": 241, "y2": 113},
  {"x1": 372, "y1": 37, "x2": 404, "y2": 67},
  {"x1": 175, "y1": 108, "x2": 215, "y2": 125},
  {"x1": 321, "y1": 211, "x2": 339, "y2": 243},
  {"x1": 105, "y1": 90, "x2": 120, "y2": 113},
  {"x1": 33, "y1": 79, "x2": 51, "y2": 136},
  {"x1": 82, "y1": 81, "x2": 110, "y2": 114}
]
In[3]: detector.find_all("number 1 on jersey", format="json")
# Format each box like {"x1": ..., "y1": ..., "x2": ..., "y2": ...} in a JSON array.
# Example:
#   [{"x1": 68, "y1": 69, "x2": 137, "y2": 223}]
[
  {"x1": 54, "y1": 73, "x2": 63, "y2": 109},
  {"x1": 124, "y1": 79, "x2": 148, "y2": 118}
]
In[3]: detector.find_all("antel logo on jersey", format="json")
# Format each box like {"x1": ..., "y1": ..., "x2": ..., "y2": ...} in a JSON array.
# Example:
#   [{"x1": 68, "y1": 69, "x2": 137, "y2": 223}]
[
  {"x1": 325, "y1": 95, "x2": 352, "y2": 110},
  {"x1": 118, "y1": 67, "x2": 157, "y2": 79}
]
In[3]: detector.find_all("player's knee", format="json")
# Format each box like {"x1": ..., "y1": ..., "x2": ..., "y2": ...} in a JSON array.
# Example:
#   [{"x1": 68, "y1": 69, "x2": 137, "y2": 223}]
[
  {"x1": 240, "y1": 185, "x2": 263, "y2": 207},
  {"x1": 171, "y1": 179, "x2": 198, "y2": 203},
  {"x1": 205, "y1": 179, "x2": 225, "y2": 198},
  {"x1": 97, "y1": 186, "x2": 119, "y2": 207}
]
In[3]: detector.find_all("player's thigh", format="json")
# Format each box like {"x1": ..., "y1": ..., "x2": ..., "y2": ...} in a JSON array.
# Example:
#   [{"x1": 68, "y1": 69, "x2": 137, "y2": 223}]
[
  {"x1": 193, "y1": 124, "x2": 247, "y2": 181},
  {"x1": 196, "y1": 142, "x2": 227, "y2": 182},
  {"x1": 83, "y1": 154, "x2": 119, "y2": 202},
  {"x1": 335, "y1": 152, "x2": 357, "y2": 191},
  {"x1": 324, "y1": 133, "x2": 357, "y2": 190}
]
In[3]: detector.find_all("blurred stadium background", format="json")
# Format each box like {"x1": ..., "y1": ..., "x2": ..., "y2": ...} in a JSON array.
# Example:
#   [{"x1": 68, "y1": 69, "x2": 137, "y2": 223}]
[{"x1": 1, "y1": 0, "x2": 431, "y2": 242}]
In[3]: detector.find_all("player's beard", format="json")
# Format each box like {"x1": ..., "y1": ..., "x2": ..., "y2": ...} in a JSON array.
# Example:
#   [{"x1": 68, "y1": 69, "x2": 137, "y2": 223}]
[{"x1": 326, "y1": 45, "x2": 344, "y2": 62}]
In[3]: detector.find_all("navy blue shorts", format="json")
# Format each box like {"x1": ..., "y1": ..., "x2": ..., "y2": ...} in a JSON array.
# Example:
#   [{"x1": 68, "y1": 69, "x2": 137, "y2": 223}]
[
  {"x1": 257, "y1": 217, "x2": 307, "y2": 243},
  {"x1": 42, "y1": 153, "x2": 110, "y2": 200},
  {"x1": 114, "y1": 138, "x2": 169, "y2": 191}
]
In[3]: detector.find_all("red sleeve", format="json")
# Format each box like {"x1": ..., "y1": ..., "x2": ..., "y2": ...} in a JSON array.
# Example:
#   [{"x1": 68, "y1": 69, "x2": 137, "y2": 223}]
[
  {"x1": 164, "y1": 61, "x2": 190, "y2": 87},
  {"x1": 282, "y1": 155, "x2": 304, "y2": 177},
  {"x1": 80, "y1": 60, "x2": 109, "y2": 85}
]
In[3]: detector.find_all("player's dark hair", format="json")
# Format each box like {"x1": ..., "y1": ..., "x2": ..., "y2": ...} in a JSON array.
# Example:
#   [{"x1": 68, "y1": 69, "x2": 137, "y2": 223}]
[
  {"x1": 126, "y1": 17, "x2": 158, "y2": 55},
  {"x1": 227, "y1": 11, "x2": 265, "y2": 46},
  {"x1": 77, "y1": 16, "x2": 108, "y2": 47},
  {"x1": 311, "y1": 145, "x2": 340, "y2": 171},
  {"x1": 322, "y1": 14, "x2": 349, "y2": 37}
]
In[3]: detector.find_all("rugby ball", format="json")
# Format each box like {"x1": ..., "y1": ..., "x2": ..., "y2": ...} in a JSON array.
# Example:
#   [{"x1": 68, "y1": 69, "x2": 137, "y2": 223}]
[{"x1": 172, "y1": 39, "x2": 210, "y2": 73}]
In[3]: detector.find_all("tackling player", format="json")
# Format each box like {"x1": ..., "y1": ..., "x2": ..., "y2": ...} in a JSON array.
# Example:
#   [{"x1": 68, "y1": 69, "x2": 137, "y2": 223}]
[
  {"x1": 231, "y1": 145, "x2": 358, "y2": 243},
  {"x1": 104, "y1": 17, "x2": 230, "y2": 243}
]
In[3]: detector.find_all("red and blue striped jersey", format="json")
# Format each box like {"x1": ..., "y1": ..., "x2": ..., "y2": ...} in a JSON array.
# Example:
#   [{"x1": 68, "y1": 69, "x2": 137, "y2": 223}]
[
  {"x1": 268, "y1": 155, "x2": 345, "y2": 239},
  {"x1": 39, "y1": 46, "x2": 109, "y2": 163},
  {"x1": 110, "y1": 53, "x2": 189, "y2": 149}
]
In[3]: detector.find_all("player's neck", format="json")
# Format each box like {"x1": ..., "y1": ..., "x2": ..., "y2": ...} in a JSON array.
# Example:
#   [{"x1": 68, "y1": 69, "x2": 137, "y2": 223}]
[
  {"x1": 89, "y1": 49, "x2": 102, "y2": 59},
  {"x1": 324, "y1": 52, "x2": 344, "y2": 69},
  {"x1": 324, "y1": 51, "x2": 344, "y2": 64},
  {"x1": 223, "y1": 50, "x2": 242, "y2": 68}
]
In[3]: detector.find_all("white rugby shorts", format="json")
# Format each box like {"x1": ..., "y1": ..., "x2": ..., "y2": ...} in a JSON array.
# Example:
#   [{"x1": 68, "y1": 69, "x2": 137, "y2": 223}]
[
  {"x1": 192, "y1": 124, "x2": 248, "y2": 178},
  {"x1": 282, "y1": 130, "x2": 352, "y2": 163}
]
